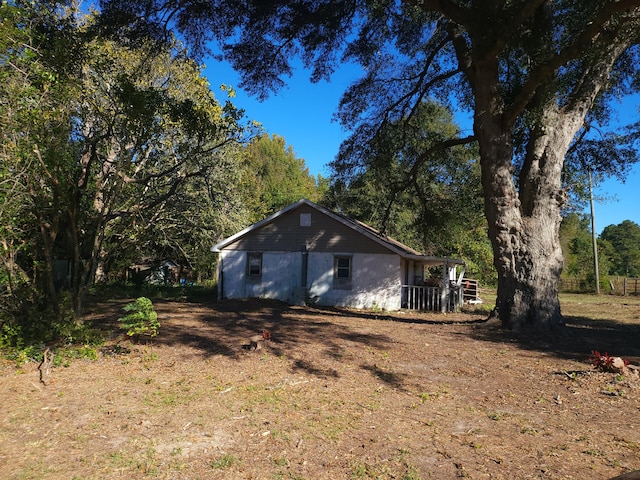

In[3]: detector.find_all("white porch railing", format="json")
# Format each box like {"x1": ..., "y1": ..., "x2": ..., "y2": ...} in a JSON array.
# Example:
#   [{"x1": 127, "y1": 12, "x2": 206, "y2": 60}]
[
  {"x1": 402, "y1": 285, "x2": 441, "y2": 311},
  {"x1": 401, "y1": 285, "x2": 462, "y2": 312}
]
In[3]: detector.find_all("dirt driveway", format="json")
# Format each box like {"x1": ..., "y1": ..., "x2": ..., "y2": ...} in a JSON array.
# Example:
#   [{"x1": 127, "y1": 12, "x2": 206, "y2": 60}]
[{"x1": 1, "y1": 296, "x2": 640, "y2": 479}]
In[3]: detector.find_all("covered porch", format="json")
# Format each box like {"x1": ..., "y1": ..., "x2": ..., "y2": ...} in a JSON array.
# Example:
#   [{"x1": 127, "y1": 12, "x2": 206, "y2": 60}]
[{"x1": 401, "y1": 255, "x2": 466, "y2": 313}]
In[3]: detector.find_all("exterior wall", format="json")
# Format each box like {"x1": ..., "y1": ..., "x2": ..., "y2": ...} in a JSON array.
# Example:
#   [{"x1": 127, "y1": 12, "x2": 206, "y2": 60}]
[
  {"x1": 307, "y1": 252, "x2": 401, "y2": 310},
  {"x1": 218, "y1": 250, "x2": 402, "y2": 311},
  {"x1": 218, "y1": 251, "x2": 302, "y2": 304}
]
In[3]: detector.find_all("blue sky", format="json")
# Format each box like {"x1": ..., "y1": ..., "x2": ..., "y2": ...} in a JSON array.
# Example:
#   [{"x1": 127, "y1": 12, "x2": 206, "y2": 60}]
[
  {"x1": 204, "y1": 58, "x2": 359, "y2": 179},
  {"x1": 203, "y1": 59, "x2": 640, "y2": 234}
]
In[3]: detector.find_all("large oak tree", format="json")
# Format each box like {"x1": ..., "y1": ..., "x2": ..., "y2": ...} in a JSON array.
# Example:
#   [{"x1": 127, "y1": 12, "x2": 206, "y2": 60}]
[{"x1": 99, "y1": 0, "x2": 640, "y2": 330}]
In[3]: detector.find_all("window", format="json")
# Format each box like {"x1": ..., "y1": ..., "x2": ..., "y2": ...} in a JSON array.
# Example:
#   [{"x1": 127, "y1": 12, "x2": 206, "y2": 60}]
[
  {"x1": 335, "y1": 257, "x2": 351, "y2": 278},
  {"x1": 300, "y1": 213, "x2": 311, "y2": 226},
  {"x1": 334, "y1": 256, "x2": 352, "y2": 289},
  {"x1": 247, "y1": 252, "x2": 262, "y2": 276}
]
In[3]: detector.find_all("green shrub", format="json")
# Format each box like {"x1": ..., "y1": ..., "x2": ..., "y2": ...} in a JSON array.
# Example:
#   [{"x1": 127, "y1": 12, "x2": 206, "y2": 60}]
[
  {"x1": 0, "y1": 286, "x2": 105, "y2": 365},
  {"x1": 118, "y1": 297, "x2": 160, "y2": 338}
]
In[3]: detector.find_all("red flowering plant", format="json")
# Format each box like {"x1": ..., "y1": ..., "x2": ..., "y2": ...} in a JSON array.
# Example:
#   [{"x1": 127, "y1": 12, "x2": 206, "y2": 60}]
[{"x1": 590, "y1": 350, "x2": 630, "y2": 373}]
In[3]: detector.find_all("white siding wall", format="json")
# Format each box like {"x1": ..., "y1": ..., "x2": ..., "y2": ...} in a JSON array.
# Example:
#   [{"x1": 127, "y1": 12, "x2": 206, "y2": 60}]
[
  {"x1": 307, "y1": 252, "x2": 401, "y2": 310},
  {"x1": 218, "y1": 251, "x2": 245, "y2": 299},
  {"x1": 219, "y1": 251, "x2": 301, "y2": 304},
  {"x1": 259, "y1": 252, "x2": 302, "y2": 303},
  {"x1": 219, "y1": 250, "x2": 402, "y2": 310}
]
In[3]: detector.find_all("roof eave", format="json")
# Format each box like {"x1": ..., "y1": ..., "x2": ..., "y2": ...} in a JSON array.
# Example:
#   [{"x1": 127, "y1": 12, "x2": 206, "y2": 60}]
[{"x1": 405, "y1": 254, "x2": 466, "y2": 266}]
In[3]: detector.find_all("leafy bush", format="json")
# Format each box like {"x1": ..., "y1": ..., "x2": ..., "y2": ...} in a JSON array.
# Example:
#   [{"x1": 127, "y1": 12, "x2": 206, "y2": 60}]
[
  {"x1": 54, "y1": 345, "x2": 99, "y2": 367},
  {"x1": 1, "y1": 287, "x2": 103, "y2": 364},
  {"x1": 118, "y1": 297, "x2": 160, "y2": 338}
]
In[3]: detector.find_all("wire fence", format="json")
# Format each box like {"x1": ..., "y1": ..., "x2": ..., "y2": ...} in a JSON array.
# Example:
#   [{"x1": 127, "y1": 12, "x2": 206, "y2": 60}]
[{"x1": 560, "y1": 276, "x2": 640, "y2": 296}]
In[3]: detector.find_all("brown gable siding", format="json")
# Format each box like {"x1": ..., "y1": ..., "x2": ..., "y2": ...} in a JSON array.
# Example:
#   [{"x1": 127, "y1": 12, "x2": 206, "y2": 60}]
[{"x1": 221, "y1": 204, "x2": 393, "y2": 254}]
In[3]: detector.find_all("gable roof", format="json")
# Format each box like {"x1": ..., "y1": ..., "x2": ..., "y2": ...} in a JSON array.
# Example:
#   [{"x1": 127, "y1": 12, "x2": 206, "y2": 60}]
[{"x1": 211, "y1": 199, "x2": 464, "y2": 266}]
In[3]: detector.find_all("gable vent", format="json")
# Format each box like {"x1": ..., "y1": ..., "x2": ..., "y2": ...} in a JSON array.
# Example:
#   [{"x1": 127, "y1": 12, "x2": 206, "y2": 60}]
[{"x1": 300, "y1": 213, "x2": 311, "y2": 226}]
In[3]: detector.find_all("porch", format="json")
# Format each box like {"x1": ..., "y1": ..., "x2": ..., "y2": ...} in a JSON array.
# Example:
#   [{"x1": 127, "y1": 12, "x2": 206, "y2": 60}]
[
  {"x1": 401, "y1": 255, "x2": 466, "y2": 313},
  {"x1": 401, "y1": 284, "x2": 463, "y2": 313}
]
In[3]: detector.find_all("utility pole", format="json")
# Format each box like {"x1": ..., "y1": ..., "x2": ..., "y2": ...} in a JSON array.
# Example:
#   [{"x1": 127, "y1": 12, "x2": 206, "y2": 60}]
[{"x1": 588, "y1": 169, "x2": 600, "y2": 295}]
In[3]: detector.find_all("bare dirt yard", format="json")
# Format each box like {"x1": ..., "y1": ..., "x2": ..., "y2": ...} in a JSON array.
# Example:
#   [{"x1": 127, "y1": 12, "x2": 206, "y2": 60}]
[{"x1": 2, "y1": 292, "x2": 640, "y2": 479}]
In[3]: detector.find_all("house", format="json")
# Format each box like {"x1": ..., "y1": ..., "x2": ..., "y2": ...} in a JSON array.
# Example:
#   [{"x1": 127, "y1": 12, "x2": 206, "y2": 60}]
[
  {"x1": 127, "y1": 259, "x2": 194, "y2": 285},
  {"x1": 211, "y1": 199, "x2": 466, "y2": 312}
]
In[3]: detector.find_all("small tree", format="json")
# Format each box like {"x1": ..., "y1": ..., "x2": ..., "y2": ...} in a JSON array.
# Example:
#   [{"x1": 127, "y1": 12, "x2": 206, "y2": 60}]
[{"x1": 118, "y1": 297, "x2": 160, "y2": 338}]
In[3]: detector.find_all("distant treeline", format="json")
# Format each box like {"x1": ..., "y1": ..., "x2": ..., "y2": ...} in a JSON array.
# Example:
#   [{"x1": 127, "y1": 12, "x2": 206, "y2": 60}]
[{"x1": 560, "y1": 214, "x2": 640, "y2": 290}]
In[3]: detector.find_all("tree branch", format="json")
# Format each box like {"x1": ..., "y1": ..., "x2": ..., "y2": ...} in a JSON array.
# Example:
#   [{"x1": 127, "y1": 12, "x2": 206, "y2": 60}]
[
  {"x1": 402, "y1": 0, "x2": 470, "y2": 28},
  {"x1": 504, "y1": 1, "x2": 640, "y2": 125},
  {"x1": 409, "y1": 135, "x2": 476, "y2": 180},
  {"x1": 378, "y1": 134, "x2": 476, "y2": 232}
]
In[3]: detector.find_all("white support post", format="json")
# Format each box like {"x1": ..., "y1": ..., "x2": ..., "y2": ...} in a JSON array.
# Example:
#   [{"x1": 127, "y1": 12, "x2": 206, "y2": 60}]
[{"x1": 441, "y1": 261, "x2": 449, "y2": 313}]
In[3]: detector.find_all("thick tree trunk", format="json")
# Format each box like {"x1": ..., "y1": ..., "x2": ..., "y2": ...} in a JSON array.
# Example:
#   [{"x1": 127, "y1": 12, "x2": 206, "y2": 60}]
[
  {"x1": 477, "y1": 107, "x2": 585, "y2": 331},
  {"x1": 429, "y1": 0, "x2": 631, "y2": 331},
  {"x1": 488, "y1": 199, "x2": 565, "y2": 331},
  {"x1": 462, "y1": 15, "x2": 611, "y2": 330}
]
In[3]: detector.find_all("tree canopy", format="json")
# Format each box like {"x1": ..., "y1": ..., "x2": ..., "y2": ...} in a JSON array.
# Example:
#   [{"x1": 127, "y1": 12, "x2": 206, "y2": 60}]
[
  {"x1": 326, "y1": 100, "x2": 494, "y2": 284},
  {"x1": 559, "y1": 214, "x2": 640, "y2": 291},
  {"x1": 600, "y1": 220, "x2": 640, "y2": 277},
  {"x1": 97, "y1": 0, "x2": 640, "y2": 330},
  {"x1": 240, "y1": 133, "x2": 326, "y2": 222},
  {"x1": 0, "y1": 2, "x2": 253, "y2": 331}
]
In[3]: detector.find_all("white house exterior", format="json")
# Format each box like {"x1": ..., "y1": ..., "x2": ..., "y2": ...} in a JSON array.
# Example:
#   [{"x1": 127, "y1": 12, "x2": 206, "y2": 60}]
[{"x1": 211, "y1": 199, "x2": 465, "y2": 312}]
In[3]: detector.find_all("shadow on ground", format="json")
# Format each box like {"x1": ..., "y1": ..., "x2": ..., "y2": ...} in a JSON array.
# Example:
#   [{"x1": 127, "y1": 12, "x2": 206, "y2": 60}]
[
  {"x1": 102, "y1": 298, "x2": 397, "y2": 379},
  {"x1": 466, "y1": 314, "x2": 640, "y2": 366},
  {"x1": 89, "y1": 296, "x2": 640, "y2": 378}
]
